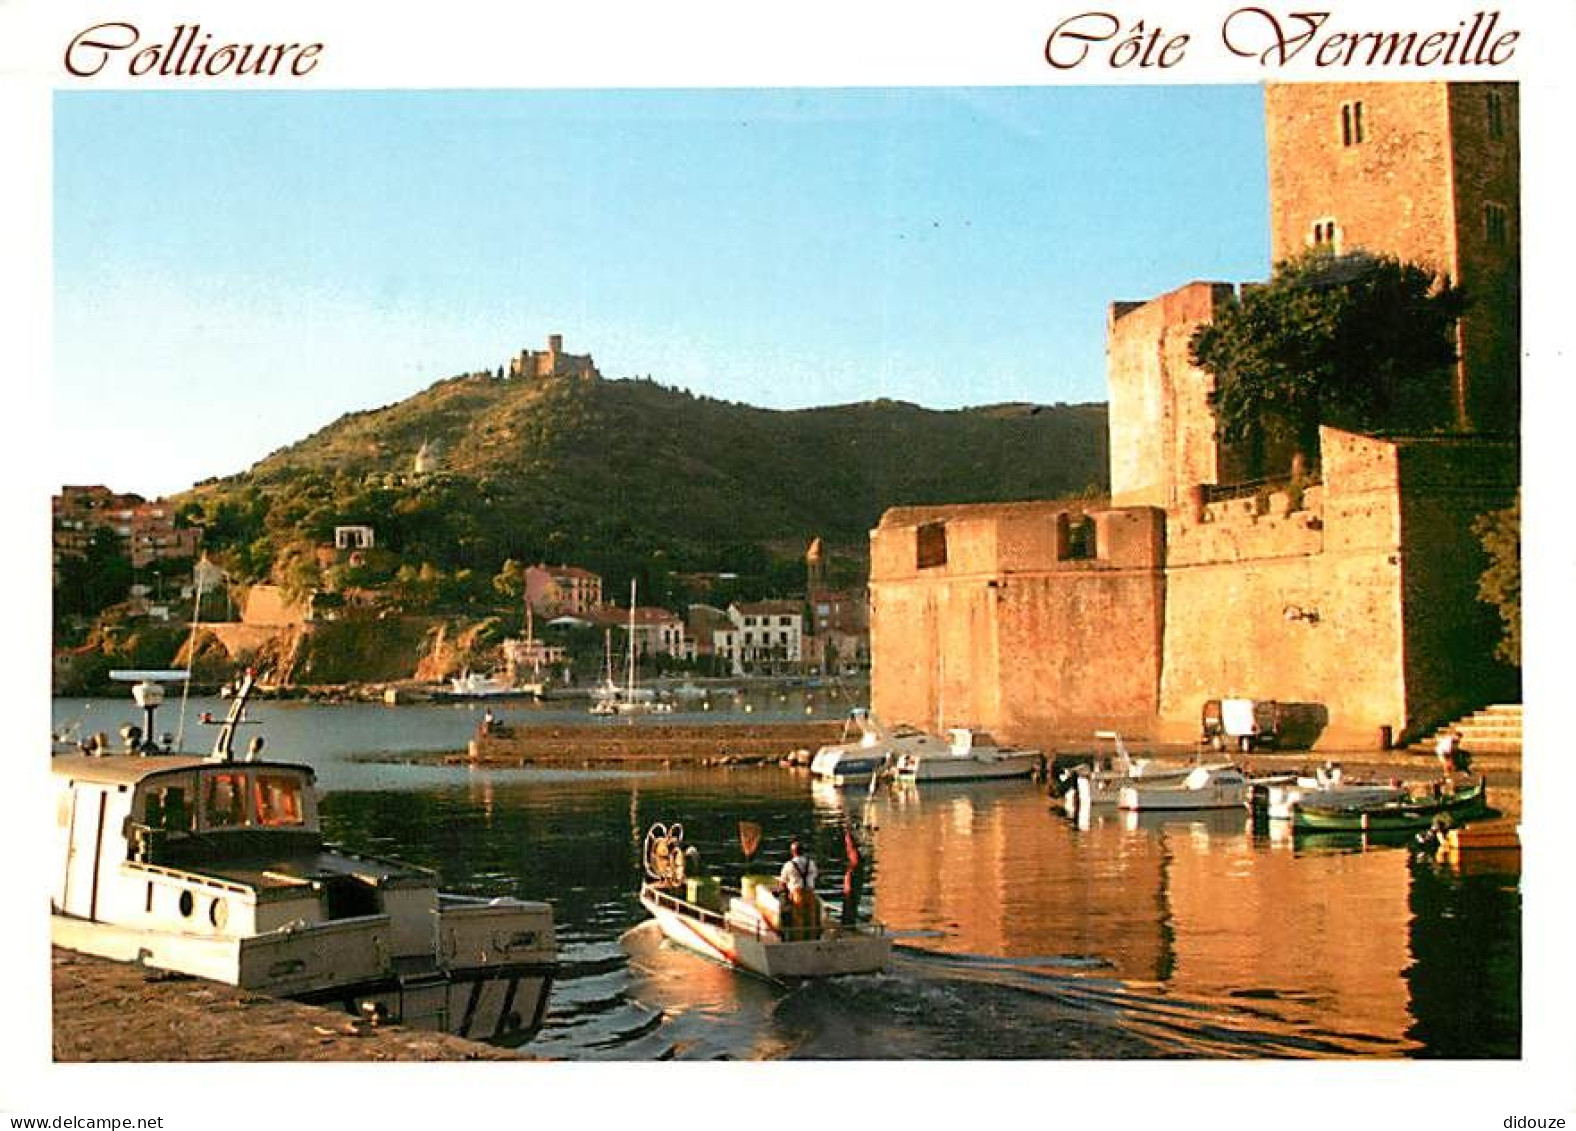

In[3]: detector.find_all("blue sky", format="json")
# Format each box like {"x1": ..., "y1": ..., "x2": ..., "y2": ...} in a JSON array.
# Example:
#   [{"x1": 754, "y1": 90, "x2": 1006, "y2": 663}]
[{"x1": 54, "y1": 85, "x2": 1269, "y2": 497}]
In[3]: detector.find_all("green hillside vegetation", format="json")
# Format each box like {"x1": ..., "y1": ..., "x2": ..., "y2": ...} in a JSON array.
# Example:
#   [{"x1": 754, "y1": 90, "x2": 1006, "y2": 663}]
[{"x1": 178, "y1": 371, "x2": 1108, "y2": 609}]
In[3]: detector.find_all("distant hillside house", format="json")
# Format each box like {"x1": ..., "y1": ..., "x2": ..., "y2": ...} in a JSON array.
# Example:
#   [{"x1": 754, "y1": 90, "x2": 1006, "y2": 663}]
[
  {"x1": 525, "y1": 563, "x2": 603, "y2": 616},
  {"x1": 509, "y1": 333, "x2": 601, "y2": 383},
  {"x1": 52, "y1": 485, "x2": 201, "y2": 573}
]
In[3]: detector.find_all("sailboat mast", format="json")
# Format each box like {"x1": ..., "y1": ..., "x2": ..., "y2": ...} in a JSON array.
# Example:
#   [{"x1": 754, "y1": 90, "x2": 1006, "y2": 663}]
[{"x1": 626, "y1": 579, "x2": 638, "y2": 697}]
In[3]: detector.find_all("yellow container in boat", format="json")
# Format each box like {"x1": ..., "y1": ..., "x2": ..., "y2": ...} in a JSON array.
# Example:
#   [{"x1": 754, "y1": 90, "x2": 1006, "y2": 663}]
[
  {"x1": 740, "y1": 873, "x2": 775, "y2": 903},
  {"x1": 686, "y1": 876, "x2": 723, "y2": 911}
]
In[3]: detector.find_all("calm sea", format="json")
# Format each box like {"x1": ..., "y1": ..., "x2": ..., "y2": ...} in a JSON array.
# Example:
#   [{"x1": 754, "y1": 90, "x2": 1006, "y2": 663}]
[{"x1": 51, "y1": 693, "x2": 1521, "y2": 1060}]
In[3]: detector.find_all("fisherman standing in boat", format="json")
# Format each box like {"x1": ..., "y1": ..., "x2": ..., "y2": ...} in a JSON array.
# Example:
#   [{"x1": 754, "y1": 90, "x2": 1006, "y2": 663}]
[{"x1": 776, "y1": 839, "x2": 819, "y2": 941}]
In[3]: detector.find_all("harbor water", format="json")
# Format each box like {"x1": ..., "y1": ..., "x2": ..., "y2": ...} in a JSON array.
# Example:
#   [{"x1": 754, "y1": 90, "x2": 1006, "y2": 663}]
[{"x1": 51, "y1": 694, "x2": 1521, "y2": 1059}]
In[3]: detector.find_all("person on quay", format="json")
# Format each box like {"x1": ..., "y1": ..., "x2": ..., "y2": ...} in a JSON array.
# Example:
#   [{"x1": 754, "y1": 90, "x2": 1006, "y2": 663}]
[{"x1": 776, "y1": 838, "x2": 820, "y2": 940}]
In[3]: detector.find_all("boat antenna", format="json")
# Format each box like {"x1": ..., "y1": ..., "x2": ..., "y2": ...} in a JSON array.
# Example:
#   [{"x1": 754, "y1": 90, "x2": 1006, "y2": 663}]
[
  {"x1": 211, "y1": 668, "x2": 258, "y2": 761},
  {"x1": 173, "y1": 563, "x2": 208, "y2": 751}
]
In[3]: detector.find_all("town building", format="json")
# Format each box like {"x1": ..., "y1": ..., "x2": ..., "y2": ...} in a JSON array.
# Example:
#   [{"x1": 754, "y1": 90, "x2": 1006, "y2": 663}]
[
  {"x1": 869, "y1": 82, "x2": 1519, "y2": 750},
  {"x1": 53, "y1": 485, "x2": 202, "y2": 573},
  {"x1": 524, "y1": 563, "x2": 603, "y2": 616},
  {"x1": 727, "y1": 600, "x2": 803, "y2": 675}
]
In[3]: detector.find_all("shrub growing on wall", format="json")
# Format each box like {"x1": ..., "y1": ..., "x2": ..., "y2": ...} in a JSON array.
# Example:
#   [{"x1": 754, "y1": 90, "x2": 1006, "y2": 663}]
[{"x1": 1190, "y1": 249, "x2": 1465, "y2": 478}]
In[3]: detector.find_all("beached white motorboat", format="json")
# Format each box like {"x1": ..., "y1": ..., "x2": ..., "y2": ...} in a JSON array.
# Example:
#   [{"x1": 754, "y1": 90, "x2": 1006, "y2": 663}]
[
  {"x1": 1117, "y1": 763, "x2": 1248, "y2": 811},
  {"x1": 1061, "y1": 731, "x2": 1196, "y2": 812},
  {"x1": 809, "y1": 709, "x2": 948, "y2": 785},
  {"x1": 51, "y1": 671, "x2": 556, "y2": 1044},
  {"x1": 636, "y1": 824, "x2": 889, "y2": 980},
  {"x1": 1255, "y1": 765, "x2": 1406, "y2": 821},
  {"x1": 892, "y1": 727, "x2": 1042, "y2": 783}
]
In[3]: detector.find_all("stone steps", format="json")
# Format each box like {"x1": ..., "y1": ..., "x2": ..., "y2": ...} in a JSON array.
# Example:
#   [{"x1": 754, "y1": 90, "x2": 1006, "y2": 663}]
[{"x1": 1408, "y1": 704, "x2": 1522, "y2": 756}]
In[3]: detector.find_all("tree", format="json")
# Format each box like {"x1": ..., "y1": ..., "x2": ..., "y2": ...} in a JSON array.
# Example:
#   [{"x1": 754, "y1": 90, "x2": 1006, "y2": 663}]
[
  {"x1": 1473, "y1": 493, "x2": 1519, "y2": 668},
  {"x1": 1189, "y1": 249, "x2": 1465, "y2": 477},
  {"x1": 54, "y1": 527, "x2": 133, "y2": 625}
]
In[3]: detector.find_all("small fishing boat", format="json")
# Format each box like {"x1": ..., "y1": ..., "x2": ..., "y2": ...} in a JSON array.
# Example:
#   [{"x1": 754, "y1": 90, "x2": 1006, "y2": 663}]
[
  {"x1": 51, "y1": 670, "x2": 557, "y2": 1044},
  {"x1": 1117, "y1": 763, "x2": 1248, "y2": 811},
  {"x1": 1060, "y1": 731, "x2": 1197, "y2": 812},
  {"x1": 809, "y1": 709, "x2": 947, "y2": 785},
  {"x1": 1254, "y1": 764, "x2": 1406, "y2": 821},
  {"x1": 636, "y1": 824, "x2": 889, "y2": 980},
  {"x1": 892, "y1": 728, "x2": 1041, "y2": 784},
  {"x1": 1292, "y1": 777, "x2": 1490, "y2": 833}
]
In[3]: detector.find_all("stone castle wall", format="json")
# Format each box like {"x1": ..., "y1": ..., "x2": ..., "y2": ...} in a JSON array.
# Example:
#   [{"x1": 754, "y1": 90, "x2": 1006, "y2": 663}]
[
  {"x1": 870, "y1": 502, "x2": 1165, "y2": 745},
  {"x1": 1157, "y1": 429, "x2": 1410, "y2": 746},
  {"x1": 1107, "y1": 282, "x2": 1236, "y2": 508}
]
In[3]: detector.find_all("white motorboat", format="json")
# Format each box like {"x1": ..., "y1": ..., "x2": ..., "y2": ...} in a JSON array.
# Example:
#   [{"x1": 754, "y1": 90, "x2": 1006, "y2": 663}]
[
  {"x1": 51, "y1": 671, "x2": 556, "y2": 1044},
  {"x1": 636, "y1": 824, "x2": 889, "y2": 980},
  {"x1": 892, "y1": 728, "x2": 1042, "y2": 783},
  {"x1": 1255, "y1": 764, "x2": 1407, "y2": 821},
  {"x1": 1062, "y1": 731, "x2": 1197, "y2": 811},
  {"x1": 1117, "y1": 763, "x2": 1248, "y2": 811},
  {"x1": 808, "y1": 709, "x2": 947, "y2": 785},
  {"x1": 443, "y1": 670, "x2": 539, "y2": 699}
]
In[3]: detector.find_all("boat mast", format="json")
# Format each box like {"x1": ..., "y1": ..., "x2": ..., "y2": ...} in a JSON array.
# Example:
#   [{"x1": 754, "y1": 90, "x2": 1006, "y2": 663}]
[{"x1": 626, "y1": 579, "x2": 638, "y2": 700}]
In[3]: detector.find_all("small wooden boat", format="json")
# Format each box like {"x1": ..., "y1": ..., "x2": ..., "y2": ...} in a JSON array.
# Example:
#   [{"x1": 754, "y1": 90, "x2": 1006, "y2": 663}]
[
  {"x1": 1254, "y1": 765, "x2": 1406, "y2": 821},
  {"x1": 636, "y1": 824, "x2": 890, "y2": 980},
  {"x1": 1292, "y1": 777, "x2": 1489, "y2": 833}
]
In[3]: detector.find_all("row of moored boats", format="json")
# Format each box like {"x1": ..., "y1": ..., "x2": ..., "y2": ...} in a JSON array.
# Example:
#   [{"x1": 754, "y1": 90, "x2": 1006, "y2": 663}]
[{"x1": 809, "y1": 714, "x2": 1490, "y2": 834}]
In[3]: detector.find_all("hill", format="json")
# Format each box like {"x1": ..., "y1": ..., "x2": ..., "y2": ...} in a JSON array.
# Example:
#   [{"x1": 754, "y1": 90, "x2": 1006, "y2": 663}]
[{"x1": 181, "y1": 369, "x2": 1109, "y2": 599}]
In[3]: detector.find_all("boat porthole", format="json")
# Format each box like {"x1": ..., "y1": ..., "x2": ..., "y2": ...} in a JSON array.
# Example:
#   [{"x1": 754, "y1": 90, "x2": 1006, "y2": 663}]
[
  {"x1": 209, "y1": 898, "x2": 228, "y2": 929},
  {"x1": 178, "y1": 890, "x2": 194, "y2": 918}
]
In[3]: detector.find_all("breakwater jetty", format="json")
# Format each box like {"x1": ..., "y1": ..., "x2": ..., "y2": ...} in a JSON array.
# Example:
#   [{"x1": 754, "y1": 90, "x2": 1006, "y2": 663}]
[{"x1": 461, "y1": 720, "x2": 843, "y2": 766}]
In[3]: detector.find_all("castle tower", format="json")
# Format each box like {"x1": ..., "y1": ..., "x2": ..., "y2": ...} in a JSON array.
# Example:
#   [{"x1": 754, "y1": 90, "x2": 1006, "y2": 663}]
[{"x1": 1265, "y1": 82, "x2": 1519, "y2": 433}]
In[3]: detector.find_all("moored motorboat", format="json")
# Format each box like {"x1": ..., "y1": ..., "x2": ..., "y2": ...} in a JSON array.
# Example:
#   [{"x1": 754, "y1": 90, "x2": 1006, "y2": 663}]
[
  {"x1": 1060, "y1": 731, "x2": 1197, "y2": 812},
  {"x1": 1117, "y1": 763, "x2": 1248, "y2": 811},
  {"x1": 892, "y1": 727, "x2": 1041, "y2": 784},
  {"x1": 636, "y1": 824, "x2": 889, "y2": 980},
  {"x1": 1254, "y1": 764, "x2": 1406, "y2": 821},
  {"x1": 1292, "y1": 777, "x2": 1489, "y2": 834},
  {"x1": 51, "y1": 671, "x2": 557, "y2": 1044},
  {"x1": 809, "y1": 709, "x2": 947, "y2": 785}
]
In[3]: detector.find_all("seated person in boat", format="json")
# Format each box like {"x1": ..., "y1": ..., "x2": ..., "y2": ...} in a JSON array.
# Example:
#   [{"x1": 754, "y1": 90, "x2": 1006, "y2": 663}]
[{"x1": 776, "y1": 840, "x2": 820, "y2": 941}]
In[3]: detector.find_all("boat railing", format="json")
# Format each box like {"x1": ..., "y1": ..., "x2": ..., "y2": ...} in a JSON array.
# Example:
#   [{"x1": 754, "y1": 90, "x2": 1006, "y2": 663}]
[
  {"x1": 645, "y1": 883, "x2": 729, "y2": 929},
  {"x1": 646, "y1": 883, "x2": 884, "y2": 942},
  {"x1": 125, "y1": 858, "x2": 252, "y2": 897}
]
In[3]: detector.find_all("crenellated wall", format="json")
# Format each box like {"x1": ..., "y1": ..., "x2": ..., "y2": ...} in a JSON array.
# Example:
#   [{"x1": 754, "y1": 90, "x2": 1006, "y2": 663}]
[{"x1": 870, "y1": 501, "x2": 1165, "y2": 747}]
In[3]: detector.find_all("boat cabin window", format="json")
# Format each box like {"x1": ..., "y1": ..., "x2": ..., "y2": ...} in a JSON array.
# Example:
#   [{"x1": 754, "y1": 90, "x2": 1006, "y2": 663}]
[
  {"x1": 253, "y1": 773, "x2": 306, "y2": 827},
  {"x1": 203, "y1": 772, "x2": 249, "y2": 829},
  {"x1": 141, "y1": 780, "x2": 195, "y2": 833}
]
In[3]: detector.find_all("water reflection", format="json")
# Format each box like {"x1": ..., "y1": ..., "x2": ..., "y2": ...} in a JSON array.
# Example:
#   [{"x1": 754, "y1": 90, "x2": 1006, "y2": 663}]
[{"x1": 277, "y1": 761, "x2": 1526, "y2": 1058}]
